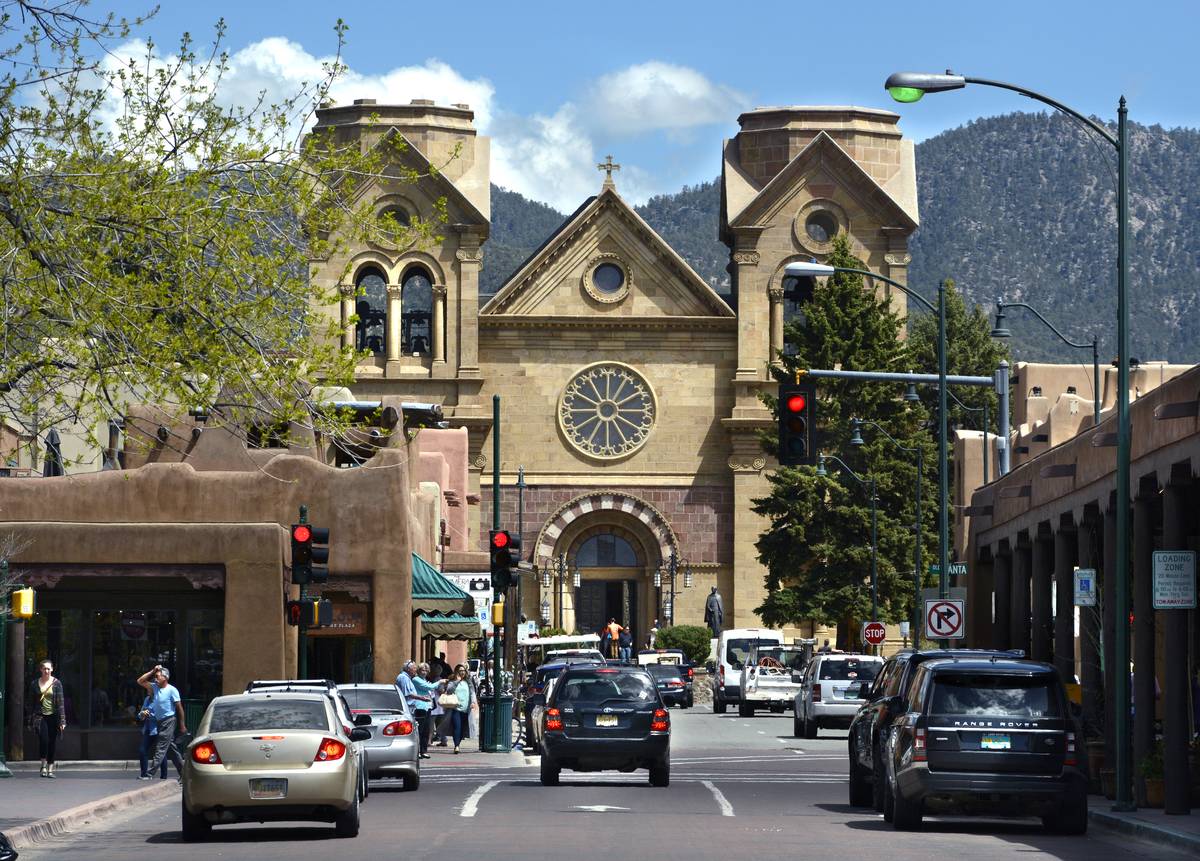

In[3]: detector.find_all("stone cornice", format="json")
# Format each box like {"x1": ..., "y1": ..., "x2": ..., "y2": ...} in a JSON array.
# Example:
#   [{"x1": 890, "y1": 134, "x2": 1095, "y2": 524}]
[{"x1": 479, "y1": 315, "x2": 737, "y2": 332}]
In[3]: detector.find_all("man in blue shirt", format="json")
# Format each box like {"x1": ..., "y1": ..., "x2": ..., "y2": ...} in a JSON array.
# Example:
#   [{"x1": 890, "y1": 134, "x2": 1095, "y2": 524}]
[
  {"x1": 397, "y1": 661, "x2": 432, "y2": 758},
  {"x1": 136, "y1": 664, "x2": 186, "y2": 781}
]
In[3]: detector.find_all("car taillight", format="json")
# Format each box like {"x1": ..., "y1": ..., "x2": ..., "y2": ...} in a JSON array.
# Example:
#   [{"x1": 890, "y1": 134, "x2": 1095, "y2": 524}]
[
  {"x1": 315, "y1": 738, "x2": 347, "y2": 761},
  {"x1": 1065, "y1": 731, "x2": 1077, "y2": 767},
  {"x1": 687, "y1": 667, "x2": 694, "y2": 679},
  {"x1": 913, "y1": 727, "x2": 927, "y2": 762},
  {"x1": 811, "y1": 685, "x2": 821, "y2": 702},
  {"x1": 383, "y1": 720, "x2": 414, "y2": 736},
  {"x1": 545, "y1": 708, "x2": 563, "y2": 731},
  {"x1": 669, "y1": 680, "x2": 683, "y2": 687},
  {"x1": 191, "y1": 741, "x2": 221, "y2": 764},
  {"x1": 718, "y1": 665, "x2": 725, "y2": 684},
  {"x1": 651, "y1": 708, "x2": 670, "y2": 732}
]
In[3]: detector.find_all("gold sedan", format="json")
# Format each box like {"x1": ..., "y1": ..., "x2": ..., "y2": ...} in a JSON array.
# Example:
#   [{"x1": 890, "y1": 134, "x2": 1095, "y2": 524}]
[{"x1": 181, "y1": 692, "x2": 370, "y2": 841}]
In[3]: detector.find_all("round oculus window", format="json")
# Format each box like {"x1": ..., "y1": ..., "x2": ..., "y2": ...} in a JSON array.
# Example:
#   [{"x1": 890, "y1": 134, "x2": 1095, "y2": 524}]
[
  {"x1": 559, "y1": 364, "x2": 656, "y2": 460},
  {"x1": 592, "y1": 262, "x2": 625, "y2": 294},
  {"x1": 805, "y1": 210, "x2": 839, "y2": 244}
]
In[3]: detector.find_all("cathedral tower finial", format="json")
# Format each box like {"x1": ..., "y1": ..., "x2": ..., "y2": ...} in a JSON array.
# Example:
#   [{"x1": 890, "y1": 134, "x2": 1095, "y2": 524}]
[{"x1": 597, "y1": 154, "x2": 621, "y2": 189}]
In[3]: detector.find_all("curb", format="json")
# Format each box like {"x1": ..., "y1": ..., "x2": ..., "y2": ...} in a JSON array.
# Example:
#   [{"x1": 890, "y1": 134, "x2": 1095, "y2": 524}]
[
  {"x1": 4, "y1": 779, "x2": 178, "y2": 849},
  {"x1": 1089, "y1": 808, "x2": 1200, "y2": 853},
  {"x1": 5, "y1": 760, "x2": 141, "y2": 772}
]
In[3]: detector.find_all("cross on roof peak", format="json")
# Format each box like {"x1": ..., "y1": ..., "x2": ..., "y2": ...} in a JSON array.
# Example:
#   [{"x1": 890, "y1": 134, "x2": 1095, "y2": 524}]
[{"x1": 597, "y1": 154, "x2": 620, "y2": 188}]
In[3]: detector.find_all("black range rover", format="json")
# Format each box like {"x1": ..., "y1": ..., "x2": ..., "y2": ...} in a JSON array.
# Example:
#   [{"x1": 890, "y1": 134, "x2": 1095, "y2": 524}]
[{"x1": 884, "y1": 658, "x2": 1086, "y2": 833}]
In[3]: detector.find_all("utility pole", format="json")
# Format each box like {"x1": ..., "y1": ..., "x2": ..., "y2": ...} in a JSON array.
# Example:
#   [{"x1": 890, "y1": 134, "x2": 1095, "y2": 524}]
[
  {"x1": 297, "y1": 504, "x2": 308, "y2": 679},
  {"x1": 490, "y1": 394, "x2": 503, "y2": 752}
]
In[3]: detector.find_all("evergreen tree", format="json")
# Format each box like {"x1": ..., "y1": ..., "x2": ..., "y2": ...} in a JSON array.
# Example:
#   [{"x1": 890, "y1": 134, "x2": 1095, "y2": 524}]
[{"x1": 754, "y1": 236, "x2": 935, "y2": 640}]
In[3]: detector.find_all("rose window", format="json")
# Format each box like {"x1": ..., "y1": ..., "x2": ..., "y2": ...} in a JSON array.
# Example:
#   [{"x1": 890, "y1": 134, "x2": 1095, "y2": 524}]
[{"x1": 559, "y1": 363, "x2": 656, "y2": 459}]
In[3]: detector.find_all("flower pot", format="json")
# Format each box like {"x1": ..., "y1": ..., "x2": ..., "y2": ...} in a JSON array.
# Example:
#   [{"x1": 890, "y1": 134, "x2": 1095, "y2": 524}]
[
  {"x1": 1143, "y1": 777, "x2": 1165, "y2": 808},
  {"x1": 1100, "y1": 768, "x2": 1116, "y2": 800}
]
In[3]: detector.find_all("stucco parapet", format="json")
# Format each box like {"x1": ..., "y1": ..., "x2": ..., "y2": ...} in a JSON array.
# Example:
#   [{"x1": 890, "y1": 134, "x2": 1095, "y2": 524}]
[{"x1": 0, "y1": 521, "x2": 286, "y2": 566}]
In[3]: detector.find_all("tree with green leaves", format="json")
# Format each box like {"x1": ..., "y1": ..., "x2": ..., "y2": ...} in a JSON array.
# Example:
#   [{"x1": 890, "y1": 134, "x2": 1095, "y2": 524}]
[
  {"x1": 0, "y1": 2, "x2": 446, "y2": 460},
  {"x1": 754, "y1": 235, "x2": 935, "y2": 643}
]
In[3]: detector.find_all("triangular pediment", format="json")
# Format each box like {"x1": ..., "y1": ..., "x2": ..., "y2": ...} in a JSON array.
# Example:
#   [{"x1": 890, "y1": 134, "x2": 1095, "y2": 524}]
[
  {"x1": 482, "y1": 187, "x2": 732, "y2": 318},
  {"x1": 727, "y1": 131, "x2": 917, "y2": 231}
]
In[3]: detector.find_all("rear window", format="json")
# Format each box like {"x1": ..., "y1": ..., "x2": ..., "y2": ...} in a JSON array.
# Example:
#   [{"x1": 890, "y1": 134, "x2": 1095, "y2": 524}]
[
  {"x1": 726, "y1": 638, "x2": 778, "y2": 669},
  {"x1": 647, "y1": 665, "x2": 682, "y2": 680},
  {"x1": 537, "y1": 667, "x2": 566, "y2": 685},
  {"x1": 818, "y1": 659, "x2": 881, "y2": 681},
  {"x1": 210, "y1": 699, "x2": 329, "y2": 733},
  {"x1": 342, "y1": 688, "x2": 404, "y2": 712},
  {"x1": 755, "y1": 648, "x2": 807, "y2": 671},
  {"x1": 556, "y1": 672, "x2": 656, "y2": 704},
  {"x1": 929, "y1": 673, "x2": 1061, "y2": 718}
]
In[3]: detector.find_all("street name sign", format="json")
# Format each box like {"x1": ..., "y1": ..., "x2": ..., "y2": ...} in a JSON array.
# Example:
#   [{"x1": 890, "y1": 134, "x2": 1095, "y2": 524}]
[
  {"x1": 1152, "y1": 551, "x2": 1196, "y2": 609},
  {"x1": 862, "y1": 621, "x2": 887, "y2": 646},
  {"x1": 928, "y1": 562, "x2": 968, "y2": 578},
  {"x1": 1073, "y1": 568, "x2": 1097, "y2": 607},
  {"x1": 925, "y1": 598, "x2": 965, "y2": 639}
]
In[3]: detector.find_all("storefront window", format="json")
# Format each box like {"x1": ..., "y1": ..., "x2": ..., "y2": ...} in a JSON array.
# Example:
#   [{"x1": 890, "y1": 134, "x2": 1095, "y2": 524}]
[
  {"x1": 91, "y1": 610, "x2": 177, "y2": 726},
  {"x1": 23, "y1": 609, "x2": 85, "y2": 727}
]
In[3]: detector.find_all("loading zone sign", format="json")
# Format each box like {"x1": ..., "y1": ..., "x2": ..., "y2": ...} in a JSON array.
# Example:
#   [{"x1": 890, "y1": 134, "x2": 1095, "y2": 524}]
[
  {"x1": 1152, "y1": 551, "x2": 1196, "y2": 609},
  {"x1": 925, "y1": 598, "x2": 965, "y2": 639}
]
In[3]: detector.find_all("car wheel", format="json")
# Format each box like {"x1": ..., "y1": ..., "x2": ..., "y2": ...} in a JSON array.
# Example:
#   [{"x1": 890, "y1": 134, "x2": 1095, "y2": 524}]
[
  {"x1": 334, "y1": 790, "x2": 361, "y2": 838},
  {"x1": 1042, "y1": 790, "x2": 1088, "y2": 834},
  {"x1": 793, "y1": 714, "x2": 803, "y2": 738},
  {"x1": 540, "y1": 755, "x2": 560, "y2": 786},
  {"x1": 803, "y1": 713, "x2": 817, "y2": 739},
  {"x1": 872, "y1": 745, "x2": 886, "y2": 812},
  {"x1": 686, "y1": 693, "x2": 694, "y2": 708},
  {"x1": 883, "y1": 776, "x2": 895, "y2": 822},
  {"x1": 180, "y1": 796, "x2": 211, "y2": 843},
  {"x1": 713, "y1": 693, "x2": 726, "y2": 714},
  {"x1": 403, "y1": 771, "x2": 420, "y2": 792},
  {"x1": 848, "y1": 744, "x2": 872, "y2": 807},
  {"x1": 649, "y1": 756, "x2": 670, "y2": 787},
  {"x1": 891, "y1": 783, "x2": 923, "y2": 831}
]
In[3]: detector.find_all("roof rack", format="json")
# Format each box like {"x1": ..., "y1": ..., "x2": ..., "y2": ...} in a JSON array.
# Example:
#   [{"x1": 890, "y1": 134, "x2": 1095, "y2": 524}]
[{"x1": 245, "y1": 679, "x2": 338, "y2": 693}]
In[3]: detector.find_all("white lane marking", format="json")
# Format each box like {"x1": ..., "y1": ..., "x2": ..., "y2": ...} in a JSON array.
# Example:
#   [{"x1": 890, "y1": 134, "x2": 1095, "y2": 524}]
[
  {"x1": 574, "y1": 805, "x2": 630, "y2": 812},
  {"x1": 757, "y1": 731, "x2": 765, "y2": 735},
  {"x1": 703, "y1": 780, "x2": 735, "y2": 816},
  {"x1": 460, "y1": 780, "x2": 499, "y2": 817}
]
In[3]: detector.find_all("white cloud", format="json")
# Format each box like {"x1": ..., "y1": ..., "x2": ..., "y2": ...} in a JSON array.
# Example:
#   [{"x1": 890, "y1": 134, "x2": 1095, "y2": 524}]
[{"x1": 580, "y1": 61, "x2": 746, "y2": 137}]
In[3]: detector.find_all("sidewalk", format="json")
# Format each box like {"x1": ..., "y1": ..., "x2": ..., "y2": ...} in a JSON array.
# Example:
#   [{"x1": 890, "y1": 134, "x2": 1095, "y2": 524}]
[
  {"x1": 1088, "y1": 794, "x2": 1200, "y2": 853},
  {"x1": 0, "y1": 764, "x2": 178, "y2": 849}
]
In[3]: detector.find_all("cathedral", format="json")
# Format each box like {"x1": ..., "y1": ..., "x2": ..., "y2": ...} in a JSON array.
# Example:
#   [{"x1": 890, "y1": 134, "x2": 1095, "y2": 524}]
[{"x1": 310, "y1": 97, "x2": 919, "y2": 644}]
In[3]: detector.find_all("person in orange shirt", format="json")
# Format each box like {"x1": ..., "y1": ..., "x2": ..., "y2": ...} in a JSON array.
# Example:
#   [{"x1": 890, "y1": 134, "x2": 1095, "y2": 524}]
[{"x1": 605, "y1": 619, "x2": 624, "y2": 659}]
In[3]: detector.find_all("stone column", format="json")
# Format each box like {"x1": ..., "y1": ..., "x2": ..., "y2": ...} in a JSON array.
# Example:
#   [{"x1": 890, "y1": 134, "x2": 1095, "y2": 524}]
[
  {"x1": 432, "y1": 284, "x2": 447, "y2": 364},
  {"x1": 456, "y1": 244, "x2": 482, "y2": 378},
  {"x1": 1011, "y1": 539, "x2": 1032, "y2": 656},
  {"x1": 728, "y1": 442, "x2": 772, "y2": 628},
  {"x1": 733, "y1": 247, "x2": 764, "y2": 381},
  {"x1": 1102, "y1": 502, "x2": 1118, "y2": 775},
  {"x1": 1031, "y1": 533, "x2": 1054, "y2": 662},
  {"x1": 993, "y1": 547, "x2": 1011, "y2": 650},
  {"x1": 1132, "y1": 490, "x2": 1155, "y2": 805},
  {"x1": 1053, "y1": 526, "x2": 1077, "y2": 681},
  {"x1": 339, "y1": 284, "x2": 356, "y2": 351},
  {"x1": 1161, "y1": 481, "x2": 1192, "y2": 814},
  {"x1": 768, "y1": 285, "x2": 784, "y2": 364},
  {"x1": 1077, "y1": 516, "x2": 1103, "y2": 737},
  {"x1": 385, "y1": 283, "x2": 402, "y2": 364}
]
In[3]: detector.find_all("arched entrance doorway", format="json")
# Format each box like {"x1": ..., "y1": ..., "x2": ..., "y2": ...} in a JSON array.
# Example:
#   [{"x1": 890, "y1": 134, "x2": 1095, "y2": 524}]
[{"x1": 574, "y1": 532, "x2": 641, "y2": 651}]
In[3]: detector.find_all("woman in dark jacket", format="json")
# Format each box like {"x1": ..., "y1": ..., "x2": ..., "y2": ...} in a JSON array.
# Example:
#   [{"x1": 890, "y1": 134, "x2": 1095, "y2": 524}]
[{"x1": 27, "y1": 659, "x2": 66, "y2": 778}]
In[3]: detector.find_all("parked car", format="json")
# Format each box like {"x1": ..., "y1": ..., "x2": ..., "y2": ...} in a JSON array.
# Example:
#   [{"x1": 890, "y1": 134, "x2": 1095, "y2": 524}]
[
  {"x1": 546, "y1": 648, "x2": 606, "y2": 664},
  {"x1": 521, "y1": 660, "x2": 578, "y2": 752},
  {"x1": 540, "y1": 665, "x2": 671, "y2": 787},
  {"x1": 847, "y1": 649, "x2": 1025, "y2": 811},
  {"x1": 794, "y1": 653, "x2": 882, "y2": 737},
  {"x1": 739, "y1": 642, "x2": 813, "y2": 716},
  {"x1": 883, "y1": 657, "x2": 1086, "y2": 833},
  {"x1": 637, "y1": 649, "x2": 694, "y2": 703},
  {"x1": 339, "y1": 683, "x2": 420, "y2": 790},
  {"x1": 181, "y1": 692, "x2": 370, "y2": 841},
  {"x1": 646, "y1": 664, "x2": 690, "y2": 708},
  {"x1": 710, "y1": 627, "x2": 784, "y2": 714}
]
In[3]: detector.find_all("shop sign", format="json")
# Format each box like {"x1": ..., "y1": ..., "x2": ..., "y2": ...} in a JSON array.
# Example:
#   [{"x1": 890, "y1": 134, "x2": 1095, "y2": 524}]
[
  {"x1": 120, "y1": 611, "x2": 148, "y2": 640},
  {"x1": 306, "y1": 603, "x2": 370, "y2": 637}
]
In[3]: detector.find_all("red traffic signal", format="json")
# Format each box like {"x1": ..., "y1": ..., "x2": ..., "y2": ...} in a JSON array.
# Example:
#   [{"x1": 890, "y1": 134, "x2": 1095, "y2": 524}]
[
  {"x1": 786, "y1": 394, "x2": 807, "y2": 413},
  {"x1": 491, "y1": 531, "x2": 510, "y2": 549},
  {"x1": 778, "y1": 381, "x2": 816, "y2": 467},
  {"x1": 292, "y1": 524, "x2": 312, "y2": 543},
  {"x1": 286, "y1": 600, "x2": 304, "y2": 627}
]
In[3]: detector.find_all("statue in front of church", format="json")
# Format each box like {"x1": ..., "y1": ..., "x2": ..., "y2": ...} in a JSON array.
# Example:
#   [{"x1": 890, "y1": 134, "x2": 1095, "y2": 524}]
[{"x1": 704, "y1": 587, "x2": 724, "y2": 637}]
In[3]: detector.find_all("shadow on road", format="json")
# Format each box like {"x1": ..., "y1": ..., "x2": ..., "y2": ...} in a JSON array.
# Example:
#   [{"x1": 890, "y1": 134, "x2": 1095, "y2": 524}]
[
  {"x1": 508, "y1": 779, "x2": 659, "y2": 789},
  {"x1": 146, "y1": 826, "x2": 337, "y2": 844}
]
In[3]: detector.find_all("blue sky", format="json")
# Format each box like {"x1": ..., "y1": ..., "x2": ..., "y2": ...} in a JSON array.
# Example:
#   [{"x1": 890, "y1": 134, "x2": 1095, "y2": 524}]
[{"x1": 103, "y1": 0, "x2": 1198, "y2": 211}]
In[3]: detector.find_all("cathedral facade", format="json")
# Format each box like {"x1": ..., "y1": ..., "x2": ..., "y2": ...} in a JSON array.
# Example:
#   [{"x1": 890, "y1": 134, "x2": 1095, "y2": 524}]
[{"x1": 310, "y1": 98, "x2": 919, "y2": 644}]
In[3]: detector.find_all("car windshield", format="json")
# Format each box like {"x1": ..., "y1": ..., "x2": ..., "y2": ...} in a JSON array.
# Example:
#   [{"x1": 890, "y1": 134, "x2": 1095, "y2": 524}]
[
  {"x1": 930, "y1": 674, "x2": 1061, "y2": 718},
  {"x1": 818, "y1": 659, "x2": 881, "y2": 681},
  {"x1": 210, "y1": 699, "x2": 329, "y2": 733},
  {"x1": 727, "y1": 638, "x2": 778, "y2": 669},
  {"x1": 537, "y1": 667, "x2": 566, "y2": 685},
  {"x1": 556, "y1": 673, "x2": 656, "y2": 704},
  {"x1": 755, "y1": 648, "x2": 807, "y2": 670},
  {"x1": 342, "y1": 688, "x2": 404, "y2": 712},
  {"x1": 647, "y1": 665, "x2": 682, "y2": 680}
]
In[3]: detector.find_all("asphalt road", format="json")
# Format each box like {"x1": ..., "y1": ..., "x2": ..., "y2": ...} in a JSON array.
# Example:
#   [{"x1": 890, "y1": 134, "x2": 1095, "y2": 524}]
[{"x1": 14, "y1": 709, "x2": 1191, "y2": 860}]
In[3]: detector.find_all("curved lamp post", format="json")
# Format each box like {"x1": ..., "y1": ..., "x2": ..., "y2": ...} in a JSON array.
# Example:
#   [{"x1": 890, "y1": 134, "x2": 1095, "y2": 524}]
[
  {"x1": 816, "y1": 453, "x2": 878, "y2": 627},
  {"x1": 786, "y1": 262, "x2": 953, "y2": 617},
  {"x1": 851, "y1": 418, "x2": 923, "y2": 647},
  {"x1": 991, "y1": 301, "x2": 1100, "y2": 426},
  {"x1": 885, "y1": 69, "x2": 1132, "y2": 810}
]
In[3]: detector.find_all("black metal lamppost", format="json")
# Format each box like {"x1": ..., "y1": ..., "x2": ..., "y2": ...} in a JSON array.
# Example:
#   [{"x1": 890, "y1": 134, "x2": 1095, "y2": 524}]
[{"x1": 653, "y1": 552, "x2": 693, "y2": 626}]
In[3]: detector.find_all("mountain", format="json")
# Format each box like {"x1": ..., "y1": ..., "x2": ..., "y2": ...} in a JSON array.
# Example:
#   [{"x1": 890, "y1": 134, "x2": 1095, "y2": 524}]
[{"x1": 484, "y1": 113, "x2": 1200, "y2": 363}]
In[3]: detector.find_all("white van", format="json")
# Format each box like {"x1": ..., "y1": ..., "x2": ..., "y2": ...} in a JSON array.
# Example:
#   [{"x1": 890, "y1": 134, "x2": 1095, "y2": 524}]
[{"x1": 710, "y1": 627, "x2": 784, "y2": 714}]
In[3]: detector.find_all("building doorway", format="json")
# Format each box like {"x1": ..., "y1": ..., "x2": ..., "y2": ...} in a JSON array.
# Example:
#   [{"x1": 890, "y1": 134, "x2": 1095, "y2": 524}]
[
  {"x1": 572, "y1": 533, "x2": 644, "y2": 649},
  {"x1": 575, "y1": 579, "x2": 638, "y2": 646}
]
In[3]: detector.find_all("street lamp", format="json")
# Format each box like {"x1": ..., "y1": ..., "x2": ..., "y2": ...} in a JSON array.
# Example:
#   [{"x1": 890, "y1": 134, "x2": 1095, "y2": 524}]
[
  {"x1": 815, "y1": 453, "x2": 879, "y2": 627},
  {"x1": 787, "y1": 261, "x2": 952, "y2": 612},
  {"x1": 539, "y1": 553, "x2": 570, "y2": 629},
  {"x1": 851, "y1": 418, "x2": 923, "y2": 648},
  {"x1": 655, "y1": 552, "x2": 692, "y2": 626},
  {"x1": 991, "y1": 300, "x2": 1100, "y2": 426},
  {"x1": 886, "y1": 69, "x2": 1132, "y2": 810}
]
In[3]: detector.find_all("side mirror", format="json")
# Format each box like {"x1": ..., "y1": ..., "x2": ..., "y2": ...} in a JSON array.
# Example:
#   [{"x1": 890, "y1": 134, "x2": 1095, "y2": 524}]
[
  {"x1": 353, "y1": 713, "x2": 373, "y2": 727},
  {"x1": 791, "y1": 671, "x2": 803, "y2": 684},
  {"x1": 705, "y1": 661, "x2": 715, "y2": 674},
  {"x1": 349, "y1": 727, "x2": 371, "y2": 742}
]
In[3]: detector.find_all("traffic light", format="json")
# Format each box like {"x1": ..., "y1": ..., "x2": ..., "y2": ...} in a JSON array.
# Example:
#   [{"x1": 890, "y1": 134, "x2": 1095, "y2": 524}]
[
  {"x1": 309, "y1": 526, "x2": 330, "y2": 585},
  {"x1": 778, "y1": 381, "x2": 816, "y2": 466},
  {"x1": 490, "y1": 529, "x2": 516, "y2": 591},
  {"x1": 291, "y1": 523, "x2": 312, "y2": 585},
  {"x1": 10, "y1": 586, "x2": 35, "y2": 619},
  {"x1": 285, "y1": 598, "x2": 333, "y2": 627}
]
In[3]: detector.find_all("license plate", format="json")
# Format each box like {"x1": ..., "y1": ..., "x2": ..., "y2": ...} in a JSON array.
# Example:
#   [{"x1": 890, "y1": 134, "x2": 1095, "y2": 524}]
[
  {"x1": 249, "y1": 778, "x2": 288, "y2": 799},
  {"x1": 981, "y1": 734, "x2": 1011, "y2": 750},
  {"x1": 596, "y1": 714, "x2": 618, "y2": 727}
]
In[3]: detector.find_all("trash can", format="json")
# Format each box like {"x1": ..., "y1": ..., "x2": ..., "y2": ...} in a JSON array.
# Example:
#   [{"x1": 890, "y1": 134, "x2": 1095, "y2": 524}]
[{"x1": 478, "y1": 695, "x2": 513, "y2": 752}]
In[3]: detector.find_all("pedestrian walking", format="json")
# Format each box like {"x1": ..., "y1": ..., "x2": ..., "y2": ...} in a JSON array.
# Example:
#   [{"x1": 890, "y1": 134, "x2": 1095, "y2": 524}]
[
  {"x1": 137, "y1": 693, "x2": 170, "y2": 780},
  {"x1": 26, "y1": 659, "x2": 66, "y2": 778},
  {"x1": 426, "y1": 665, "x2": 449, "y2": 747},
  {"x1": 446, "y1": 666, "x2": 472, "y2": 753},
  {"x1": 397, "y1": 661, "x2": 432, "y2": 759},
  {"x1": 605, "y1": 619, "x2": 624, "y2": 660},
  {"x1": 618, "y1": 627, "x2": 633, "y2": 662},
  {"x1": 136, "y1": 664, "x2": 186, "y2": 781}
]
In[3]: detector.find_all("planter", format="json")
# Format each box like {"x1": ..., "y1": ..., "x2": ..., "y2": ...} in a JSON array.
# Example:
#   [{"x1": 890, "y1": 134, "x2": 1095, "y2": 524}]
[
  {"x1": 1143, "y1": 777, "x2": 1165, "y2": 808},
  {"x1": 1100, "y1": 768, "x2": 1116, "y2": 800},
  {"x1": 1085, "y1": 741, "x2": 1106, "y2": 794}
]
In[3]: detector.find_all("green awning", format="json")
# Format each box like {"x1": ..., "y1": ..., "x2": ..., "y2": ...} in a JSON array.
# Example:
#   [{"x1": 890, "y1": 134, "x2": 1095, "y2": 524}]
[
  {"x1": 411, "y1": 552, "x2": 472, "y2": 615},
  {"x1": 419, "y1": 612, "x2": 483, "y2": 640}
]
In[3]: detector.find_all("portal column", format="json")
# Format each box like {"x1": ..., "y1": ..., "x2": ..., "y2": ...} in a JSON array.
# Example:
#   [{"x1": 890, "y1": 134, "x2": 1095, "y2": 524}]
[
  {"x1": 993, "y1": 545, "x2": 1011, "y2": 650},
  {"x1": 339, "y1": 284, "x2": 356, "y2": 351},
  {"x1": 1161, "y1": 480, "x2": 1192, "y2": 814},
  {"x1": 432, "y1": 284, "x2": 447, "y2": 364},
  {"x1": 1132, "y1": 489, "x2": 1155, "y2": 805},
  {"x1": 1077, "y1": 515, "x2": 1103, "y2": 736},
  {"x1": 385, "y1": 283, "x2": 402, "y2": 365},
  {"x1": 1031, "y1": 531, "x2": 1053, "y2": 662},
  {"x1": 1053, "y1": 525, "x2": 1077, "y2": 681},
  {"x1": 768, "y1": 285, "x2": 784, "y2": 364},
  {"x1": 1011, "y1": 538, "x2": 1032, "y2": 656},
  {"x1": 1102, "y1": 502, "x2": 1118, "y2": 776}
]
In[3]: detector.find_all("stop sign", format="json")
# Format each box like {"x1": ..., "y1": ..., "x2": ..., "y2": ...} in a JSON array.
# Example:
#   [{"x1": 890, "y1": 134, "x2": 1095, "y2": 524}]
[{"x1": 862, "y1": 621, "x2": 887, "y2": 646}]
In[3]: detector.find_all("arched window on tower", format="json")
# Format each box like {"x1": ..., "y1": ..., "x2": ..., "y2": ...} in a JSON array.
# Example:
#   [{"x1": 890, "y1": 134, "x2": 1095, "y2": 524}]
[
  {"x1": 781, "y1": 273, "x2": 816, "y2": 357},
  {"x1": 576, "y1": 534, "x2": 639, "y2": 568},
  {"x1": 401, "y1": 265, "x2": 433, "y2": 356},
  {"x1": 355, "y1": 266, "x2": 387, "y2": 356}
]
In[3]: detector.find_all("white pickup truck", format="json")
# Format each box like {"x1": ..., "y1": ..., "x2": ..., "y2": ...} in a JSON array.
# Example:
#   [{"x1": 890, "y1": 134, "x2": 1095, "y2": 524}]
[{"x1": 737, "y1": 641, "x2": 814, "y2": 717}]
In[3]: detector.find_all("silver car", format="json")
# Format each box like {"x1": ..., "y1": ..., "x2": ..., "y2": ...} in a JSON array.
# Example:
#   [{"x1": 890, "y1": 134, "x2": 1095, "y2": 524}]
[
  {"x1": 181, "y1": 692, "x2": 369, "y2": 841},
  {"x1": 340, "y1": 683, "x2": 420, "y2": 790}
]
